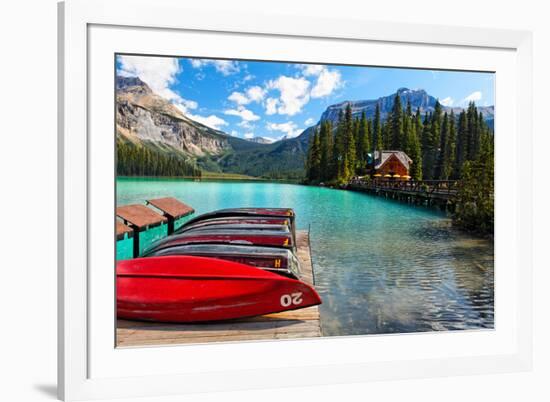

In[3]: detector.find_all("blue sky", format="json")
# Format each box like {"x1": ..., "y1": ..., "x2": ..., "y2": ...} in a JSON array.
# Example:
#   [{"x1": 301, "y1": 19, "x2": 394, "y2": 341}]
[{"x1": 116, "y1": 55, "x2": 494, "y2": 141}]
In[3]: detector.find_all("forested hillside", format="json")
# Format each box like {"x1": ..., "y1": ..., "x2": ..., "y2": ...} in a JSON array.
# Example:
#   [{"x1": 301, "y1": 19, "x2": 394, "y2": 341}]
[{"x1": 305, "y1": 96, "x2": 493, "y2": 184}]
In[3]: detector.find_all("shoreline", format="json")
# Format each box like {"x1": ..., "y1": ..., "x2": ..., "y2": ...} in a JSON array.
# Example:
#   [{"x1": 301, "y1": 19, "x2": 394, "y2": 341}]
[{"x1": 117, "y1": 175, "x2": 302, "y2": 184}]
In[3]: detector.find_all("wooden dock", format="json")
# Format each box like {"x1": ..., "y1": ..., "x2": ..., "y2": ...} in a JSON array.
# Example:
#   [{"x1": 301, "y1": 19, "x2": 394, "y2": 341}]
[
  {"x1": 116, "y1": 230, "x2": 322, "y2": 347},
  {"x1": 116, "y1": 197, "x2": 195, "y2": 257},
  {"x1": 348, "y1": 179, "x2": 459, "y2": 209}
]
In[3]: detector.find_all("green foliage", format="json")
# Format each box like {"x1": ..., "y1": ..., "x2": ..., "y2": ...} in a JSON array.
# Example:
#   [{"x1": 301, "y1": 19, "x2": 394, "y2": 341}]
[
  {"x1": 406, "y1": 108, "x2": 423, "y2": 180},
  {"x1": 453, "y1": 137, "x2": 494, "y2": 236},
  {"x1": 306, "y1": 128, "x2": 322, "y2": 182},
  {"x1": 344, "y1": 104, "x2": 356, "y2": 178},
  {"x1": 373, "y1": 103, "x2": 383, "y2": 153},
  {"x1": 204, "y1": 135, "x2": 308, "y2": 179},
  {"x1": 356, "y1": 112, "x2": 370, "y2": 174},
  {"x1": 319, "y1": 120, "x2": 333, "y2": 182},
  {"x1": 390, "y1": 94, "x2": 404, "y2": 149},
  {"x1": 117, "y1": 138, "x2": 201, "y2": 177},
  {"x1": 434, "y1": 112, "x2": 449, "y2": 179},
  {"x1": 303, "y1": 100, "x2": 494, "y2": 237}
]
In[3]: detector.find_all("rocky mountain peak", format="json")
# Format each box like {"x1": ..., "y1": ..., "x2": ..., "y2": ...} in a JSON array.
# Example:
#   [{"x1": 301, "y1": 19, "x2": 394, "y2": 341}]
[{"x1": 116, "y1": 76, "x2": 152, "y2": 94}]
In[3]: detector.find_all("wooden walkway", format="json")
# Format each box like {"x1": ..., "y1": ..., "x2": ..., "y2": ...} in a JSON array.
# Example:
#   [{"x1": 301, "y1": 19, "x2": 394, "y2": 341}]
[
  {"x1": 348, "y1": 179, "x2": 459, "y2": 209},
  {"x1": 116, "y1": 230, "x2": 322, "y2": 347}
]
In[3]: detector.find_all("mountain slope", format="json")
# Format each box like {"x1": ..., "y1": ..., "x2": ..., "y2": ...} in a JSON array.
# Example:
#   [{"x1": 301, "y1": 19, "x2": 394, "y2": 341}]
[
  {"x1": 116, "y1": 78, "x2": 494, "y2": 179},
  {"x1": 283, "y1": 88, "x2": 494, "y2": 162},
  {"x1": 116, "y1": 76, "x2": 232, "y2": 158},
  {"x1": 320, "y1": 88, "x2": 494, "y2": 126}
]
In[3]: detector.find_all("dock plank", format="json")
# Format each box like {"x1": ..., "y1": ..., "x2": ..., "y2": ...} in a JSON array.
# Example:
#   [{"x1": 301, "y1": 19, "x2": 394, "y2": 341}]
[
  {"x1": 116, "y1": 204, "x2": 167, "y2": 229},
  {"x1": 116, "y1": 230, "x2": 321, "y2": 347},
  {"x1": 116, "y1": 220, "x2": 133, "y2": 240},
  {"x1": 147, "y1": 197, "x2": 195, "y2": 219}
]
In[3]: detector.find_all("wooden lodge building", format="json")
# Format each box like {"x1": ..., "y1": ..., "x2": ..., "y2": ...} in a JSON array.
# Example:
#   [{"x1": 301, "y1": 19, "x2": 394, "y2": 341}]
[{"x1": 369, "y1": 150, "x2": 413, "y2": 180}]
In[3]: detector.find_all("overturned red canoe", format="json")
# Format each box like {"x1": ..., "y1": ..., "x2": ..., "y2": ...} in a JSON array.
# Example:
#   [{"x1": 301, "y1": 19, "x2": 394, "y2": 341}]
[
  {"x1": 144, "y1": 244, "x2": 301, "y2": 279},
  {"x1": 117, "y1": 256, "x2": 321, "y2": 322},
  {"x1": 181, "y1": 208, "x2": 296, "y2": 237},
  {"x1": 175, "y1": 216, "x2": 292, "y2": 234},
  {"x1": 142, "y1": 229, "x2": 295, "y2": 256}
]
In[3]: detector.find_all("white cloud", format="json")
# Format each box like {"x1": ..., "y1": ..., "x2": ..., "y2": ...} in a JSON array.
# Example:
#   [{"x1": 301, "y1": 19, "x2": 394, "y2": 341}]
[
  {"x1": 117, "y1": 55, "x2": 182, "y2": 101},
  {"x1": 297, "y1": 64, "x2": 343, "y2": 99},
  {"x1": 238, "y1": 121, "x2": 254, "y2": 129},
  {"x1": 189, "y1": 59, "x2": 240, "y2": 75},
  {"x1": 266, "y1": 76, "x2": 311, "y2": 116},
  {"x1": 117, "y1": 55, "x2": 202, "y2": 116},
  {"x1": 228, "y1": 86, "x2": 266, "y2": 106},
  {"x1": 440, "y1": 97, "x2": 454, "y2": 107},
  {"x1": 230, "y1": 130, "x2": 239, "y2": 137},
  {"x1": 266, "y1": 121, "x2": 303, "y2": 139},
  {"x1": 299, "y1": 64, "x2": 325, "y2": 76},
  {"x1": 224, "y1": 106, "x2": 260, "y2": 122},
  {"x1": 310, "y1": 68, "x2": 342, "y2": 98},
  {"x1": 187, "y1": 114, "x2": 228, "y2": 130},
  {"x1": 228, "y1": 91, "x2": 250, "y2": 105},
  {"x1": 173, "y1": 99, "x2": 199, "y2": 115},
  {"x1": 246, "y1": 86, "x2": 266, "y2": 103},
  {"x1": 265, "y1": 98, "x2": 279, "y2": 115},
  {"x1": 243, "y1": 132, "x2": 255, "y2": 139},
  {"x1": 304, "y1": 117, "x2": 315, "y2": 126},
  {"x1": 463, "y1": 91, "x2": 482, "y2": 103}
]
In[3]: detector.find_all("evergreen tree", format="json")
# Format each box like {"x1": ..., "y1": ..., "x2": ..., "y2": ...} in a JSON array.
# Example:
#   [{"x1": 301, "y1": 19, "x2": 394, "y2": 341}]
[
  {"x1": 373, "y1": 103, "x2": 383, "y2": 154},
  {"x1": 310, "y1": 130, "x2": 321, "y2": 181},
  {"x1": 443, "y1": 110, "x2": 457, "y2": 180},
  {"x1": 454, "y1": 110, "x2": 468, "y2": 178},
  {"x1": 320, "y1": 121, "x2": 333, "y2": 181},
  {"x1": 453, "y1": 132, "x2": 494, "y2": 235},
  {"x1": 117, "y1": 139, "x2": 201, "y2": 178},
  {"x1": 390, "y1": 94, "x2": 403, "y2": 149},
  {"x1": 383, "y1": 119, "x2": 392, "y2": 150},
  {"x1": 409, "y1": 108, "x2": 424, "y2": 180},
  {"x1": 356, "y1": 112, "x2": 370, "y2": 174},
  {"x1": 434, "y1": 112, "x2": 449, "y2": 179},
  {"x1": 466, "y1": 102, "x2": 479, "y2": 160},
  {"x1": 344, "y1": 103, "x2": 356, "y2": 178},
  {"x1": 426, "y1": 101, "x2": 442, "y2": 179},
  {"x1": 333, "y1": 109, "x2": 346, "y2": 180},
  {"x1": 403, "y1": 100, "x2": 413, "y2": 152},
  {"x1": 421, "y1": 112, "x2": 433, "y2": 179}
]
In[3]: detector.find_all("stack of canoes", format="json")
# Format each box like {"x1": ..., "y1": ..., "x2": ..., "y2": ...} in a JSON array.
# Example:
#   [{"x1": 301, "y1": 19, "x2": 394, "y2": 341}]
[{"x1": 117, "y1": 208, "x2": 321, "y2": 323}]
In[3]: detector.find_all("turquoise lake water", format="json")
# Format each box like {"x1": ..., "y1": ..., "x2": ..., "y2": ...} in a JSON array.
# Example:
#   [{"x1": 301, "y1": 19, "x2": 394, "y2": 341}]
[{"x1": 117, "y1": 177, "x2": 494, "y2": 336}]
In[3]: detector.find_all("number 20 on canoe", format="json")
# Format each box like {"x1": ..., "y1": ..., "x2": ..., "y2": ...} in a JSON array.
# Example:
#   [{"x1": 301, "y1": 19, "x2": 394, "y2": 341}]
[{"x1": 116, "y1": 256, "x2": 322, "y2": 323}]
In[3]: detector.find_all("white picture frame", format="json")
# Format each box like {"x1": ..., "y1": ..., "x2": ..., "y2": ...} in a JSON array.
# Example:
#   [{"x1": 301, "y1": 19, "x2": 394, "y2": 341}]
[{"x1": 58, "y1": 0, "x2": 533, "y2": 400}]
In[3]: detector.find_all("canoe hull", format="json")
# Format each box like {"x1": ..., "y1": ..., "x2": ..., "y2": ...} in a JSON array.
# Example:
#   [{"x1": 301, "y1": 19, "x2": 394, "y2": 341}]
[
  {"x1": 117, "y1": 256, "x2": 321, "y2": 322},
  {"x1": 175, "y1": 216, "x2": 292, "y2": 234},
  {"x1": 143, "y1": 230, "x2": 294, "y2": 256},
  {"x1": 182, "y1": 208, "x2": 296, "y2": 236},
  {"x1": 145, "y1": 244, "x2": 301, "y2": 279}
]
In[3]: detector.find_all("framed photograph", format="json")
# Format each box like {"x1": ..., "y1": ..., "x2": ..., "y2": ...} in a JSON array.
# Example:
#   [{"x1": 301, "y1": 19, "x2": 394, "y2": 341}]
[{"x1": 58, "y1": 0, "x2": 533, "y2": 400}]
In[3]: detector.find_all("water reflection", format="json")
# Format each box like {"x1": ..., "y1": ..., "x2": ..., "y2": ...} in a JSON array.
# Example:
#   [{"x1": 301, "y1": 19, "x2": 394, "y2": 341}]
[
  {"x1": 117, "y1": 178, "x2": 494, "y2": 336},
  {"x1": 314, "y1": 217, "x2": 494, "y2": 335}
]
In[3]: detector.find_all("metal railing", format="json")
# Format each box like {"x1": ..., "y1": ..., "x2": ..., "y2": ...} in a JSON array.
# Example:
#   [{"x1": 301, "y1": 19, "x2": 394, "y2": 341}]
[{"x1": 348, "y1": 179, "x2": 459, "y2": 196}]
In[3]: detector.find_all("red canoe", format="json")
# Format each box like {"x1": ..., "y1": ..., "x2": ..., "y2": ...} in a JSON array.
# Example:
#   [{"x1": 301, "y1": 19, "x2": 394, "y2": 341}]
[
  {"x1": 175, "y1": 216, "x2": 292, "y2": 234},
  {"x1": 181, "y1": 208, "x2": 296, "y2": 237},
  {"x1": 144, "y1": 244, "x2": 301, "y2": 279},
  {"x1": 142, "y1": 229, "x2": 295, "y2": 256},
  {"x1": 117, "y1": 256, "x2": 321, "y2": 322}
]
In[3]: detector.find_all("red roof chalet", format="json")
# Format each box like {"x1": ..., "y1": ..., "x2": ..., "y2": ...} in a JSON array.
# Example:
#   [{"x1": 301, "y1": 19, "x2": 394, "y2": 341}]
[{"x1": 372, "y1": 150, "x2": 412, "y2": 178}]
